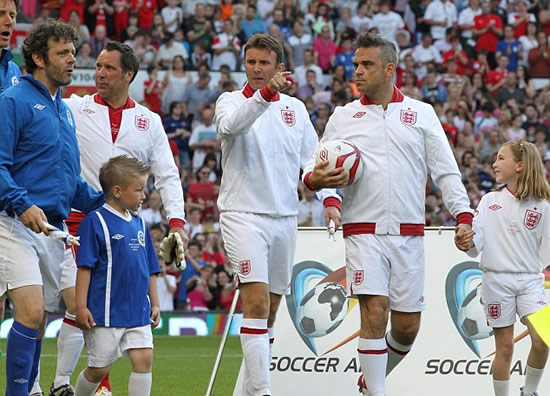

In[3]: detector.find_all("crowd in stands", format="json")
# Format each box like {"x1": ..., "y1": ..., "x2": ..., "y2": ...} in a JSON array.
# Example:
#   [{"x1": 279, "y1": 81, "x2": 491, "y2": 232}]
[{"x1": 10, "y1": 0, "x2": 550, "y2": 312}]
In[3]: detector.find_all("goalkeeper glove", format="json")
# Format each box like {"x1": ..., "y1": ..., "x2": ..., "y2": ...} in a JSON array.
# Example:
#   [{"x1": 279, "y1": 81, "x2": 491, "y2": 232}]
[{"x1": 159, "y1": 232, "x2": 186, "y2": 271}]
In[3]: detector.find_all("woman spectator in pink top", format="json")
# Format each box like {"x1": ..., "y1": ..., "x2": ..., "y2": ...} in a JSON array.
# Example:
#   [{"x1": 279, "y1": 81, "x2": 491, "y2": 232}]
[{"x1": 313, "y1": 25, "x2": 336, "y2": 73}]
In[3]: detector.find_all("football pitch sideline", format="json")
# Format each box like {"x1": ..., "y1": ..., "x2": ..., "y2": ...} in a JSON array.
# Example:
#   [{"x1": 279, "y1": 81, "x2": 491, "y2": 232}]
[{"x1": 0, "y1": 335, "x2": 242, "y2": 396}]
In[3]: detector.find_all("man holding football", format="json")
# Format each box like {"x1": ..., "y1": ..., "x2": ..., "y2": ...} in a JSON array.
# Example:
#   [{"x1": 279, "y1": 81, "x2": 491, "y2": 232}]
[
  {"x1": 214, "y1": 33, "x2": 340, "y2": 396},
  {"x1": 303, "y1": 32, "x2": 473, "y2": 396},
  {"x1": 50, "y1": 41, "x2": 188, "y2": 396}
]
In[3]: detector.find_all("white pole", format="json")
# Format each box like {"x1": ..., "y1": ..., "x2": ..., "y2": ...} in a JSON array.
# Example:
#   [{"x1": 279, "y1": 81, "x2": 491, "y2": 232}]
[{"x1": 205, "y1": 288, "x2": 241, "y2": 396}]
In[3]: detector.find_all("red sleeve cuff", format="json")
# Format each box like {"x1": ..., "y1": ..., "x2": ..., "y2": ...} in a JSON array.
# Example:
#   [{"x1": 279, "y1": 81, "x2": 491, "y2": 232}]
[
  {"x1": 169, "y1": 218, "x2": 186, "y2": 229},
  {"x1": 323, "y1": 197, "x2": 341, "y2": 210},
  {"x1": 303, "y1": 172, "x2": 319, "y2": 191},
  {"x1": 456, "y1": 212, "x2": 473, "y2": 226},
  {"x1": 260, "y1": 85, "x2": 277, "y2": 102}
]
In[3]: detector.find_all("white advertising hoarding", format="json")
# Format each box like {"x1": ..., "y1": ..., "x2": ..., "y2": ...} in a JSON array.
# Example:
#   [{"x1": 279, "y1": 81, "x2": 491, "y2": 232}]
[{"x1": 235, "y1": 228, "x2": 550, "y2": 395}]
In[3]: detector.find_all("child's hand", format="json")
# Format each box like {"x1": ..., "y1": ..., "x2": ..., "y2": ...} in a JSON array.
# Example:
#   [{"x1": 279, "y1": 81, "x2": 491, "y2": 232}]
[
  {"x1": 151, "y1": 306, "x2": 161, "y2": 328},
  {"x1": 454, "y1": 224, "x2": 475, "y2": 252},
  {"x1": 76, "y1": 307, "x2": 95, "y2": 330}
]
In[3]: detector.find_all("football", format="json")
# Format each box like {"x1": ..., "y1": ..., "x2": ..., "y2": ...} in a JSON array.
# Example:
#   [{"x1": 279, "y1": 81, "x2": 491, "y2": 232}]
[
  {"x1": 296, "y1": 282, "x2": 349, "y2": 338},
  {"x1": 457, "y1": 285, "x2": 494, "y2": 340},
  {"x1": 316, "y1": 139, "x2": 363, "y2": 185}
]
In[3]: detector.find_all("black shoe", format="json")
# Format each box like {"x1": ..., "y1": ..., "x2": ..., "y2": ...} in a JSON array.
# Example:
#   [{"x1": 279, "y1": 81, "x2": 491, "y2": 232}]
[{"x1": 49, "y1": 383, "x2": 75, "y2": 396}]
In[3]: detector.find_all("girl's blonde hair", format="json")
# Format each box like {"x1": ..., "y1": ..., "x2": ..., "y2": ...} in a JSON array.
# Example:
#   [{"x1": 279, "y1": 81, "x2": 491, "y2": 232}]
[{"x1": 495, "y1": 140, "x2": 550, "y2": 201}]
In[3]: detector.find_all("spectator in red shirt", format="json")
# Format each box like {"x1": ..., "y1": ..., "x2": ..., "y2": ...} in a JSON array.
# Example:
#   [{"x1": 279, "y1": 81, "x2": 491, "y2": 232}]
[
  {"x1": 473, "y1": 0, "x2": 503, "y2": 67},
  {"x1": 187, "y1": 165, "x2": 218, "y2": 221},
  {"x1": 113, "y1": 0, "x2": 131, "y2": 40},
  {"x1": 485, "y1": 54, "x2": 509, "y2": 95},
  {"x1": 131, "y1": 0, "x2": 157, "y2": 30},
  {"x1": 528, "y1": 31, "x2": 550, "y2": 78},
  {"x1": 144, "y1": 65, "x2": 166, "y2": 114},
  {"x1": 442, "y1": 35, "x2": 468, "y2": 75},
  {"x1": 85, "y1": 0, "x2": 115, "y2": 38},
  {"x1": 60, "y1": 0, "x2": 85, "y2": 22}
]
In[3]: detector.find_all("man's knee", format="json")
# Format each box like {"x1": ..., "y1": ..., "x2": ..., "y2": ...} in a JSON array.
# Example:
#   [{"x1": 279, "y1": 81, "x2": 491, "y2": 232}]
[
  {"x1": 390, "y1": 312, "x2": 421, "y2": 345},
  {"x1": 358, "y1": 295, "x2": 390, "y2": 337},
  {"x1": 241, "y1": 283, "x2": 270, "y2": 318}
]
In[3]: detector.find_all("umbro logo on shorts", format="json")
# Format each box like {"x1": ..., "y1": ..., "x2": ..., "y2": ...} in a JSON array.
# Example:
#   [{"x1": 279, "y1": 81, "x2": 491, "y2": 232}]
[
  {"x1": 112, "y1": 234, "x2": 124, "y2": 240},
  {"x1": 489, "y1": 204, "x2": 502, "y2": 211}
]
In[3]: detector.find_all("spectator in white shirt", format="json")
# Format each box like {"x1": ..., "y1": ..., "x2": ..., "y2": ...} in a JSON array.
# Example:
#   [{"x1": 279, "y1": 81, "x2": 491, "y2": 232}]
[
  {"x1": 293, "y1": 48, "x2": 324, "y2": 87},
  {"x1": 157, "y1": 31, "x2": 189, "y2": 69},
  {"x1": 161, "y1": 0, "x2": 183, "y2": 33},
  {"x1": 424, "y1": 0, "x2": 458, "y2": 41},
  {"x1": 412, "y1": 32, "x2": 443, "y2": 80},
  {"x1": 351, "y1": 2, "x2": 372, "y2": 33},
  {"x1": 141, "y1": 190, "x2": 163, "y2": 226},
  {"x1": 458, "y1": 0, "x2": 482, "y2": 56},
  {"x1": 298, "y1": 188, "x2": 325, "y2": 227},
  {"x1": 211, "y1": 19, "x2": 241, "y2": 71},
  {"x1": 371, "y1": 0, "x2": 405, "y2": 44}
]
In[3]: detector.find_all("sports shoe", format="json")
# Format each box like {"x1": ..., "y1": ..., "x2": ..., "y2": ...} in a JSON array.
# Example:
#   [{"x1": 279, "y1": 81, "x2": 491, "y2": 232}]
[
  {"x1": 49, "y1": 383, "x2": 74, "y2": 396},
  {"x1": 520, "y1": 387, "x2": 538, "y2": 396},
  {"x1": 357, "y1": 374, "x2": 369, "y2": 395},
  {"x1": 95, "y1": 386, "x2": 113, "y2": 396},
  {"x1": 29, "y1": 393, "x2": 44, "y2": 396}
]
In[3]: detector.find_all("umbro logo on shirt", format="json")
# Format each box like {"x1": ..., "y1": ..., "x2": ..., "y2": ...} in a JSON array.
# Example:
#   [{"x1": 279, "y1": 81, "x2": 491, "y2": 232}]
[
  {"x1": 489, "y1": 204, "x2": 502, "y2": 211},
  {"x1": 33, "y1": 104, "x2": 45, "y2": 110},
  {"x1": 112, "y1": 234, "x2": 124, "y2": 240},
  {"x1": 353, "y1": 111, "x2": 366, "y2": 118}
]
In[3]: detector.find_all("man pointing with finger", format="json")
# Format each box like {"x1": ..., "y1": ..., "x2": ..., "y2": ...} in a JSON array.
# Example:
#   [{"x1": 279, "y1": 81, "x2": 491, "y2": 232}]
[{"x1": 215, "y1": 33, "x2": 335, "y2": 396}]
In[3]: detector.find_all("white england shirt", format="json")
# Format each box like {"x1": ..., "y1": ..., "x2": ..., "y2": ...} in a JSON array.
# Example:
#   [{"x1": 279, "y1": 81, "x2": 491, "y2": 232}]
[
  {"x1": 215, "y1": 83, "x2": 319, "y2": 217},
  {"x1": 65, "y1": 94, "x2": 185, "y2": 222},
  {"x1": 467, "y1": 188, "x2": 550, "y2": 274},
  {"x1": 303, "y1": 88, "x2": 473, "y2": 236}
]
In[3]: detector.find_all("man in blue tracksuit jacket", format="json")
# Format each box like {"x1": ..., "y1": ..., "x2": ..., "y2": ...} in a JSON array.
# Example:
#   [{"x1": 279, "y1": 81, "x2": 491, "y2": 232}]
[
  {"x1": 0, "y1": 0, "x2": 20, "y2": 94},
  {"x1": 0, "y1": 19, "x2": 104, "y2": 396}
]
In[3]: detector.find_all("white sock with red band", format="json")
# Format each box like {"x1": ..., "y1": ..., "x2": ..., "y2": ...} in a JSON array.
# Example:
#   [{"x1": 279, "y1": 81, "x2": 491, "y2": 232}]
[
  {"x1": 358, "y1": 337, "x2": 387, "y2": 396},
  {"x1": 54, "y1": 311, "x2": 84, "y2": 388},
  {"x1": 240, "y1": 318, "x2": 270, "y2": 395},
  {"x1": 385, "y1": 331, "x2": 412, "y2": 375}
]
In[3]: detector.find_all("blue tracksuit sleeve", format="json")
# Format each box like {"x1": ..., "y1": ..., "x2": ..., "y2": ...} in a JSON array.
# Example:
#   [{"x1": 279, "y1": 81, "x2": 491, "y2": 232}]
[
  {"x1": 0, "y1": 95, "x2": 33, "y2": 215},
  {"x1": 71, "y1": 176, "x2": 105, "y2": 214}
]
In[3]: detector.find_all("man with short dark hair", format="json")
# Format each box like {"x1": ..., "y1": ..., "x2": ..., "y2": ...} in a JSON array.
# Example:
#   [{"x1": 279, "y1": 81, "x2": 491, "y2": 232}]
[
  {"x1": 53, "y1": 41, "x2": 188, "y2": 396},
  {"x1": 0, "y1": 19, "x2": 104, "y2": 396},
  {"x1": 304, "y1": 32, "x2": 473, "y2": 395},
  {"x1": 215, "y1": 33, "x2": 333, "y2": 396},
  {"x1": 181, "y1": 71, "x2": 217, "y2": 124}
]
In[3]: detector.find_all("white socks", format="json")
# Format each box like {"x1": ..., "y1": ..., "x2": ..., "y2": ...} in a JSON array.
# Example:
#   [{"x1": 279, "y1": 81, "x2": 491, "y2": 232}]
[
  {"x1": 493, "y1": 379, "x2": 510, "y2": 396},
  {"x1": 268, "y1": 327, "x2": 274, "y2": 363},
  {"x1": 240, "y1": 318, "x2": 270, "y2": 396},
  {"x1": 54, "y1": 312, "x2": 84, "y2": 388},
  {"x1": 523, "y1": 365, "x2": 544, "y2": 395},
  {"x1": 75, "y1": 371, "x2": 100, "y2": 396},
  {"x1": 358, "y1": 337, "x2": 388, "y2": 396},
  {"x1": 385, "y1": 332, "x2": 412, "y2": 375},
  {"x1": 128, "y1": 372, "x2": 152, "y2": 396}
]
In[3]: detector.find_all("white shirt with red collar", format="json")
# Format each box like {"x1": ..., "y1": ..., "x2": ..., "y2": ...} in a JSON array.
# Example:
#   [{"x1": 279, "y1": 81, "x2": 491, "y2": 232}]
[
  {"x1": 211, "y1": 32, "x2": 241, "y2": 71},
  {"x1": 303, "y1": 88, "x2": 472, "y2": 236},
  {"x1": 214, "y1": 83, "x2": 321, "y2": 217},
  {"x1": 64, "y1": 93, "x2": 185, "y2": 226},
  {"x1": 467, "y1": 187, "x2": 550, "y2": 274}
]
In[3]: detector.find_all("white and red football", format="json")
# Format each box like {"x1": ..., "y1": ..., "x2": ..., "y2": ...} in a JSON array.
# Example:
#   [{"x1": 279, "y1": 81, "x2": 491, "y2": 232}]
[{"x1": 316, "y1": 139, "x2": 363, "y2": 185}]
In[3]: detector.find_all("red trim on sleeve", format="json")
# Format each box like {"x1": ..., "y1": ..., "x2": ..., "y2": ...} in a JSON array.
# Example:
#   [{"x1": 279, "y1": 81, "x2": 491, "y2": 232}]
[
  {"x1": 323, "y1": 197, "x2": 341, "y2": 210},
  {"x1": 169, "y1": 218, "x2": 186, "y2": 229},
  {"x1": 457, "y1": 212, "x2": 473, "y2": 226},
  {"x1": 259, "y1": 85, "x2": 278, "y2": 102},
  {"x1": 303, "y1": 172, "x2": 319, "y2": 191}
]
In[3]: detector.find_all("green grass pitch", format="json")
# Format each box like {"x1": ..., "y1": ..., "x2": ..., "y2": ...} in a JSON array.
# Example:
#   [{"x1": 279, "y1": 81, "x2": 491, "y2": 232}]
[{"x1": 0, "y1": 335, "x2": 242, "y2": 395}]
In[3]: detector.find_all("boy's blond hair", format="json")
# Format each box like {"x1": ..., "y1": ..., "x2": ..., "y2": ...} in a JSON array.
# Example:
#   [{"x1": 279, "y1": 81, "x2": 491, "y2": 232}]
[{"x1": 99, "y1": 155, "x2": 150, "y2": 197}]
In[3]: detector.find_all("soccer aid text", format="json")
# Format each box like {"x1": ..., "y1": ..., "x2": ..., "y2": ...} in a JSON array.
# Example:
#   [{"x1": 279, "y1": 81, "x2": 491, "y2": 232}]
[
  {"x1": 425, "y1": 359, "x2": 529, "y2": 376},
  {"x1": 270, "y1": 356, "x2": 362, "y2": 373}
]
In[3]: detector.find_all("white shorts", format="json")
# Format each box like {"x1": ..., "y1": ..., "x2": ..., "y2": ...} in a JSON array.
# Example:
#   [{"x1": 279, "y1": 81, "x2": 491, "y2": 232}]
[
  {"x1": 481, "y1": 271, "x2": 547, "y2": 328},
  {"x1": 0, "y1": 212, "x2": 66, "y2": 312},
  {"x1": 220, "y1": 212, "x2": 297, "y2": 295},
  {"x1": 84, "y1": 325, "x2": 153, "y2": 367},
  {"x1": 345, "y1": 234, "x2": 426, "y2": 312},
  {"x1": 59, "y1": 246, "x2": 77, "y2": 291}
]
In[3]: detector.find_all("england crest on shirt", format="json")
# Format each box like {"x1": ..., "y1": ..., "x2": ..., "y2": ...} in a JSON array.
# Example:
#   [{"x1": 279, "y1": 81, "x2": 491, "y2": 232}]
[
  {"x1": 281, "y1": 109, "x2": 295, "y2": 127},
  {"x1": 400, "y1": 108, "x2": 417, "y2": 126},
  {"x1": 135, "y1": 115, "x2": 150, "y2": 131},
  {"x1": 524, "y1": 209, "x2": 541, "y2": 230}
]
